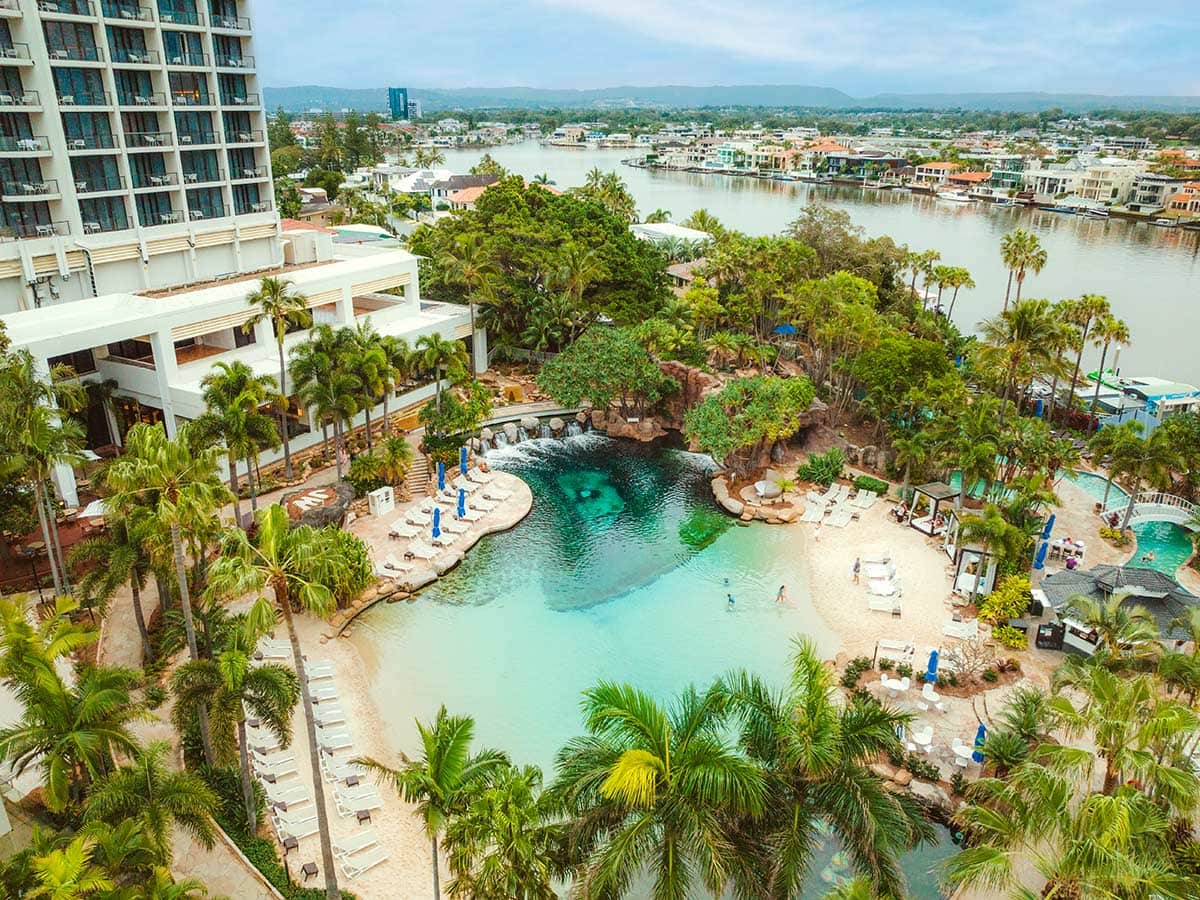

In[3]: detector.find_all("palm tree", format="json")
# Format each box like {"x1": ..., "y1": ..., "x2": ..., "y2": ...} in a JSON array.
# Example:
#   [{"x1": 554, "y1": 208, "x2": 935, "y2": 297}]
[
  {"x1": 1117, "y1": 428, "x2": 1181, "y2": 532},
  {"x1": 1086, "y1": 419, "x2": 1144, "y2": 506},
  {"x1": 643, "y1": 208, "x2": 671, "y2": 223},
  {"x1": 549, "y1": 680, "x2": 766, "y2": 899},
  {"x1": 355, "y1": 707, "x2": 508, "y2": 898},
  {"x1": 550, "y1": 243, "x2": 604, "y2": 342},
  {"x1": 999, "y1": 229, "x2": 1047, "y2": 310},
  {"x1": 979, "y1": 298, "x2": 1064, "y2": 416},
  {"x1": 1087, "y1": 314, "x2": 1131, "y2": 425},
  {"x1": 69, "y1": 514, "x2": 154, "y2": 663},
  {"x1": 1062, "y1": 593, "x2": 1161, "y2": 668},
  {"x1": 83, "y1": 741, "x2": 218, "y2": 865},
  {"x1": 681, "y1": 208, "x2": 723, "y2": 237},
  {"x1": 376, "y1": 435, "x2": 414, "y2": 484},
  {"x1": 290, "y1": 325, "x2": 360, "y2": 478},
  {"x1": 957, "y1": 504, "x2": 1026, "y2": 598},
  {"x1": 532, "y1": 172, "x2": 555, "y2": 186},
  {"x1": 207, "y1": 505, "x2": 366, "y2": 900},
  {"x1": 172, "y1": 605, "x2": 298, "y2": 829},
  {"x1": 26, "y1": 835, "x2": 113, "y2": 899},
  {"x1": 892, "y1": 430, "x2": 931, "y2": 504},
  {"x1": 349, "y1": 320, "x2": 388, "y2": 449},
  {"x1": 942, "y1": 265, "x2": 975, "y2": 322},
  {"x1": 415, "y1": 333, "x2": 468, "y2": 414},
  {"x1": 105, "y1": 423, "x2": 232, "y2": 767},
  {"x1": 719, "y1": 639, "x2": 932, "y2": 896},
  {"x1": 1059, "y1": 293, "x2": 1109, "y2": 421},
  {"x1": 439, "y1": 233, "x2": 497, "y2": 374},
  {"x1": 379, "y1": 335, "x2": 412, "y2": 436},
  {"x1": 244, "y1": 277, "x2": 312, "y2": 480},
  {"x1": 190, "y1": 361, "x2": 280, "y2": 523}
]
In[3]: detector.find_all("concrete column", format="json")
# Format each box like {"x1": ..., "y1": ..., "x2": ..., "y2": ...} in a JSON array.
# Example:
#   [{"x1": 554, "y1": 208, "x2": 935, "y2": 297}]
[
  {"x1": 334, "y1": 285, "x2": 355, "y2": 326},
  {"x1": 149, "y1": 330, "x2": 179, "y2": 438},
  {"x1": 31, "y1": 357, "x2": 80, "y2": 507},
  {"x1": 472, "y1": 324, "x2": 488, "y2": 375}
]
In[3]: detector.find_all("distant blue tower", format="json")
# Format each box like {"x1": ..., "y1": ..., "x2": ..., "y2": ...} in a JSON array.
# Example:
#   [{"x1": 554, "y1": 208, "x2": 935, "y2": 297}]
[{"x1": 387, "y1": 87, "x2": 409, "y2": 121}]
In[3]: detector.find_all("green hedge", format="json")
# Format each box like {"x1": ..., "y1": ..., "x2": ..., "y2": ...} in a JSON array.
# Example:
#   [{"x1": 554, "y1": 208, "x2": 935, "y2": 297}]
[{"x1": 854, "y1": 474, "x2": 889, "y2": 496}]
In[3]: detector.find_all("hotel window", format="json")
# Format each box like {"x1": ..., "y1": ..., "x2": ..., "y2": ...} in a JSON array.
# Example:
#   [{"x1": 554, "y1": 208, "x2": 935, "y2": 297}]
[
  {"x1": 128, "y1": 152, "x2": 167, "y2": 187},
  {"x1": 175, "y1": 110, "x2": 214, "y2": 143},
  {"x1": 113, "y1": 69, "x2": 153, "y2": 104},
  {"x1": 226, "y1": 146, "x2": 256, "y2": 174},
  {"x1": 156, "y1": 0, "x2": 200, "y2": 24},
  {"x1": 53, "y1": 68, "x2": 106, "y2": 105},
  {"x1": 209, "y1": 0, "x2": 238, "y2": 20},
  {"x1": 231, "y1": 181, "x2": 259, "y2": 214},
  {"x1": 186, "y1": 186, "x2": 225, "y2": 219},
  {"x1": 0, "y1": 21, "x2": 13, "y2": 53},
  {"x1": 62, "y1": 112, "x2": 114, "y2": 147},
  {"x1": 169, "y1": 71, "x2": 210, "y2": 105},
  {"x1": 106, "y1": 26, "x2": 149, "y2": 61},
  {"x1": 1, "y1": 158, "x2": 43, "y2": 186},
  {"x1": 222, "y1": 109, "x2": 250, "y2": 136},
  {"x1": 213, "y1": 34, "x2": 242, "y2": 62},
  {"x1": 217, "y1": 73, "x2": 247, "y2": 103},
  {"x1": 1, "y1": 201, "x2": 52, "y2": 236},
  {"x1": 162, "y1": 30, "x2": 203, "y2": 62},
  {"x1": 71, "y1": 155, "x2": 122, "y2": 191},
  {"x1": 0, "y1": 112, "x2": 35, "y2": 141},
  {"x1": 121, "y1": 110, "x2": 160, "y2": 137},
  {"x1": 79, "y1": 197, "x2": 130, "y2": 233},
  {"x1": 43, "y1": 22, "x2": 100, "y2": 61},
  {"x1": 180, "y1": 148, "x2": 219, "y2": 182},
  {"x1": 136, "y1": 191, "x2": 174, "y2": 226}
]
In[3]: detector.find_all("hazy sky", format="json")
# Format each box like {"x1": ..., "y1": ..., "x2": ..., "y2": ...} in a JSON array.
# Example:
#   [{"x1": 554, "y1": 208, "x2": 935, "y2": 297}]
[{"x1": 256, "y1": 0, "x2": 1199, "y2": 96}]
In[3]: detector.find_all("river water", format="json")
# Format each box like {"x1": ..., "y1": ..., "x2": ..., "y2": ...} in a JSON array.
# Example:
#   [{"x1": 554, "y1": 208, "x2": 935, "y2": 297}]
[{"x1": 439, "y1": 142, "x2": 1200, "y2": 384}]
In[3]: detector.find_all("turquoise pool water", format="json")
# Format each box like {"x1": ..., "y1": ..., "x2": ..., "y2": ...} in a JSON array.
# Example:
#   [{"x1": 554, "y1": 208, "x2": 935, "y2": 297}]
[
  {"x1": 355, "y1": 435, "x2": 953, "y2": 896},
  {"x1": 1063, "y1": 471, "x2": 1194, "y2": 576}
]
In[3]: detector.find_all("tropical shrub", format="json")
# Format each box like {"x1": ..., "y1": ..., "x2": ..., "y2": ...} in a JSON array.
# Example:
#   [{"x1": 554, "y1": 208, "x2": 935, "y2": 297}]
[
  {"x1": 840, "y1": 655, "x2": 873, "y2": 688},
  {"x1": 796, "y1": 447, "x2": 845, "y2": 486},
  {"x1": 978, "y1": 574, "x2": 1031, "y2": 624},
  {"x1": 1100, "y1": 525, "x2": 1132, "y2": 546},
  {"x1": 538, "y1": 326, "x2": 678, "y2": 416},
  {"x1": 854, "y1": 474, "x2": 889, "y2": 495},
  {"x1": 950, "y1": 771, "x2": 969, "y2": 795},
  {"x1": 144, "y1": 684, "x2": 167, "y2": 709},
  {"x1": 345, "y1": 453, "x2": 387, "y2": 497},
  {"x1": 896, "y1": 662, "x2": 913, "y2": 679},
  {"x1": 684, "y1": 376, "x2": 816, "y2": 475},
  {"x1": 878, "y1": 657, "x2": 894, "y2": 671},
  {"x1": 323, "y1": 529, "x2": 373, "y2": 607},
  {"x1": 981, "y1": 668, "x2": 999, "y2": 682},
  {"x1": 992, "y1": 624, "x2": 1028, "y2": 650}
]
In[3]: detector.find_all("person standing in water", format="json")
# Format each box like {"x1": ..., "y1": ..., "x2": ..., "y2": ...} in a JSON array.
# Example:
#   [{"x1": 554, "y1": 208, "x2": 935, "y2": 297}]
[
  {"x1": 727, "y1": 593, "x2": 736, "y2": 610},
  {"x1": 853, "y1": 558, "x2": 861, "y2": 584},
  {"x1": 776, "y1": 585, "x2": 787, "y2": 605}
]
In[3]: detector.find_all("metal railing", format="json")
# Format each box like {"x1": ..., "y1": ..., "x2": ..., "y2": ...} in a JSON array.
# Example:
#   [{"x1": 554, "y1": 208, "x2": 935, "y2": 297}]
[
  {"x1": 57, "y1": 90, "x2": 111, "y2": 106},
  {"x1": 3, "y1": 179, "x2": 60, "y2": 197},
  {"x1": 12, "y1": 220, "x2": 70, "y2": 238},
  {"x1": 236, "y1": 200, "x2": 271, "y2": 214},
  {"x1": 157, "y1": 8, "x2": 204, "y2": 25},
  {"x1": 101, "y1": 1, "x2": 153, "y2": 20},
  {"x1": 47, "y1": 44, "x2": 104, "y2": 61},
  {"x1": 221, "y1": 92, "x2": 259, "y2": 106},
  {"x1": 1099, "y1": 491, "x2": 1198, "y2": 527},
  {"x1": 214, "y1": 53, "x2": 253, "y2": 68},
  {"x1": 110, "y1": 47, "x2": 159, "y2": 64},
  {"x1": 188, "y1": 207, "x2": 223, "y2": 220},
  {"x1": 125, "y1": 130, "x2": 173, "y2": 148},
  {"x1": 1, "y1": 135, "x2": 50, "y2": 152},
  {"x1": 182, "y1": 168, "x2": 222, "y2": 184},
  {"x1": 231, "y1": 165, "x2": 267, "y2": 179},
  {"x1": 171, "y1": 91, "x2": 214, "y2": 106},
  {"x1": 132, "y1": 171, "x2": 178, "y2": 188},
  {"x1": 0, "y1": 90, "x2": 40, "y2": 107},
  {"x1": 65, "y1": 132, "x2": 116, "y2": 150},
  {"x1": 148, "y1": 209, "x2": 184, "y2": 225},
  {"x1": 38, "y1": 0, "x2": 94, "y2": 14},
  {"x1": 225, "y1": 128, "x2": 262, "y2": 144},
  {"x1": 80, "y1": 219, "x2": 130, "y2": 234},
  {"x1": 211, "y1": 14, "x2": 249, "y2": 29},
  {"x1": 0, "y1": 43, "x2": 31, "y2": 61},
  {"x1": 177, "y1": 130, "x2": 217, "y2": 145},
  {"x1": 165, "y1": 51, "x2": 208, "y2": 66},
  {"x1": 75, "y1": 174, "x2": 126, "y2": 192},
  {"x1": 118, "y1": 91, "x2": 165, "y2": 106}
]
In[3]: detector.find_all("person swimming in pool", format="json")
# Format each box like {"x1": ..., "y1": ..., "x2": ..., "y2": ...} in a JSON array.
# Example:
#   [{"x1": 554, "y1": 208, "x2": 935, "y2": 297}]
[
  {"x1": 727, "y1": 593, "x2": 735, "y2": 610},
  {"x1": 1141, "y1": 550, "x2": 1155, "y2": 563},
  {"x1": 776, "y1": 585, "x2": 786, "y2": 605}
]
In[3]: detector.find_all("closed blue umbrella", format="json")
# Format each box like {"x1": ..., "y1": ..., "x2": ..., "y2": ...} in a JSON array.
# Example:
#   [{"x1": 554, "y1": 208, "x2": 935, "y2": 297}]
[
  {"x1": 925, "y1": 649, "x2": 939, "y2": 685},
  {"x1": 1041, "y1": 513, "x2": 1056, "y2": 541},
  {"x1": 1033, "y1": 540, "x2": 1049, "y2": 571},
  {"x1": 772, "y1": 323, "x2": 797, "y2": 335},
  {"x1": 460, "y1": 445, "x2": 468, "y2": 475},
  {"x1": 972, "y1": 723, "x2": 987, "y2": 763},
  {"x1": 432, "y1": 506, "x2": 441, "y2": 539},
  {"x1": 457, "y1": 488, "x2": 466, "y2": 519},
  {"x1": 1035, "y1": 398, "x2": 1044, "y2": 418},
  {"x1": 437, "y1": 461, "x2": 445, "y2": 492}
]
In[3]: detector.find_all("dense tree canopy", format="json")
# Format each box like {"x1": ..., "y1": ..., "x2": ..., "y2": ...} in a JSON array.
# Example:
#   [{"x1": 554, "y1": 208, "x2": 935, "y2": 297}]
[
  {"x1": 684, "y1": 375, "x2": 816, "y2": 473},
  {"x1": 537, "y1": 327, "x2": 677, "y2": 416}
]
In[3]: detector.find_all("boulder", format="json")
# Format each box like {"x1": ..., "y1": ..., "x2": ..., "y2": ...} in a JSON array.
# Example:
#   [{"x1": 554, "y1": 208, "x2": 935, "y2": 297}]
[
  {"x1": 721, "y1": 496, "x2": 745, "y2": 516},
  {"x1": 893, "y1": 768, "x2": 913, "y2": 787},
  {"x1": 844, "y1": 445, "x2": 861, "y2": 465},
  {"x1": 776, "y1": 507, "x2": 799, "y2": 523},
  {"x1": 480, "y1": 426, "x2": 493, "y2": 443},
  {"x1": 579, "y1": 399, "x2": 593, "y2": 411},
  {"x1": 519, "y1": 416, "x2": 540, "y2": 432},
  {"x1": 909, "y1": 780, "x2": 953, "y2": 810},
  {"x1": 575, "y1": 410, "x2": 589, "y2": 424},
  {"x1": 502, "y1": 422, "x2": 519, "y2": 443},
  {"x1": 548, "y1": 417, "x2": 565, "y2": 433},
  {"x1": 657, "y1": 361, "x2": 723, "y2": 431},
  {"x1": 283, "y1": 481, "x2": 355, "y2": 530},
  {"x1": 861, "y1": 445, "x2": 878, "y2": 469},
  {"x1": 870, "y1": 762, "x2": 898, "y2": 781},
  {"x1": 588, "y1": 409, "x2": 606, "y2": 430}
]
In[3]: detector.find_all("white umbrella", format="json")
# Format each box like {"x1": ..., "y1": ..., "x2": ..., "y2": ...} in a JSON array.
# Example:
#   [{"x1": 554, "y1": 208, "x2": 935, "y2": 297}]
[{"x1": 76, "y1": 499, "x2": 109, "y2": 519}]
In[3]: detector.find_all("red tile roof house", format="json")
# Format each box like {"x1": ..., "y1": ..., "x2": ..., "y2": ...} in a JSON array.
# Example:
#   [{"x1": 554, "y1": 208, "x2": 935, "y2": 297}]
[{"x1": 947, "y1": 171, "x2": 994, "y2": 189}]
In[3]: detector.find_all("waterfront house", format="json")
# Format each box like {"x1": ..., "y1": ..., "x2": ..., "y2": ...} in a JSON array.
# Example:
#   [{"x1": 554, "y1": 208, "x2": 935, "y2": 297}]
[
  {"x1": 824, "y1": 149, "x2": 909, "y2": 178},
  {"x1": 1167, "y1": 183, "x2": 1200, "y2": 215},
  {"x1": 1129, "y1": 173, "x2": 1188, "y2": 211},
  {"x1": 913, "y1": 161, "x2": 962, "y2": 185},
  {"x1": 429, "y1": 174, "x2": 500, "y2": 209},
  {"x1": 946, "y1": 171, "x2": 993, "y2": 190}
]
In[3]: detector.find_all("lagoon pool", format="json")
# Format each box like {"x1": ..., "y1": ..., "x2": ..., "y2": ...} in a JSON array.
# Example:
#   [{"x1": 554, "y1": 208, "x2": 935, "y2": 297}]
[
  {"x1": 1063, "y1": 471, "x2": 1194, "y2": 575},
  {"x1": 354, "y1": 435, "x2": 953, "y2": 896}
]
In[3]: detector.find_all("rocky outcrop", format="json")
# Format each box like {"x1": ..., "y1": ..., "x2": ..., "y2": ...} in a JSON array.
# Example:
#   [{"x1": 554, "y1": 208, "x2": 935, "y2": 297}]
[
  {"x1": 502, "y1": 422, "x2": 519, "y2": 443},
  {"x1": 658, "y1": 361, "x2": 723, "y2": 431},
  {"x1": 282, "y1": 481, "x2": 355, "y2": 529},
  {"x1": 519, "y1": 416, "x2": 540, "y2": 432},
  {"x1": 603, "y1": 416, "x2": 668, "y2": 443},
  {"x1": 548, "y1": 417, "x2": 565, "y2": 434},
  {"x1": 711, "y1": 476, "x2": 744, "y2": 516}
]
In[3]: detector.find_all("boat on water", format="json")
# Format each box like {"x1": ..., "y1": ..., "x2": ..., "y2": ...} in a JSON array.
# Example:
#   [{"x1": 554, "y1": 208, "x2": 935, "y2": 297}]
[
  {"x1": 992, "y1": 199, "x2": 1017, "y2": 208},
  {"x1": 1151, "y1": 218, "x2": 1177, "y2": 228},
  {"x1": 1046, "y1": 205, "x2": 1078, "y2": 214},
  {"x1": 936, "y1": 191, "x2": 973, "y2": 203},
  {"x1": 1084, "y1": 208, "x2": 1110, "y2": 219}
]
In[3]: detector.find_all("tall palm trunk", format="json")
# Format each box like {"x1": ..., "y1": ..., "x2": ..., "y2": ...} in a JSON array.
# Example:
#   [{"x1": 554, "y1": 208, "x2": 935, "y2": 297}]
[
  {"x1": 42, "y1": 489, "x2": 69, "y2": 593},
  {"x1": 1089, "y1": 342, "x2": 1111, "y2": 426},
  {"x1": 947, "y1": 286, "x2": 962, "y2": 322},
  {"x1": 382, "y1": 388, "x2": 390, "y2": 438},
  {"x1": 333, "y1": 422, "x2": 344, "y2": 480},
  {"x1": 276, "y1": 581, "x2": 339, "y2": 900},
  {"x1": 32, "y1": 481, "x2": 63, "y2": 596},
  {"x1": 1014, "y1": 271, "x2": 1026, "y2": 304},
  {"x1": 130, "y1": 577, "x2": 150, "y2": 664},
  {"x1": 228, "y1": 457, "x2": 243, "y2": 527},
  {"x1": 430, "y1": 836, "x2": 440, "y2": 898},
  {"x1": 1047, "y1": 348, "x2": 1065, "y2": 422},
  {"x1": 236, "y1": 716, "x2": 257, "y2": 830},
  {"x1": 246, "y1": 454, "x2": 258, "y2": 512},
  {"x1": 1120, "y1": 473, "x2": 1139, "y2": 532},
  {"x1": 1003, "y1": 269, "x2": 1014, "y2": 311},
  {"x1": 362, "y1": 404, "x2": 373, "y2": 450},
  {"x1": 170, "y1": 520, "x2": 215, "y2": 767},
  {"x1": 1066, "y1": 322, "x2": 1092, "y2": 422},
  {"x1": 277, "y1": 337, "x2": 294, "y2": 480}
]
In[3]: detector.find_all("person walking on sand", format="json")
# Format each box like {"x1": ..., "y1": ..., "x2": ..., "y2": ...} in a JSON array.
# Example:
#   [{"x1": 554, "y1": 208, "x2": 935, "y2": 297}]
[
  {"x1": 727, "y1": 593, "x2": 736, "y2": 611},
  {"x1": 814, "y1": 522, "x2": 822, "y2": 542},
  {"x1": 776, "y1": 584, "x2": 787, "y2": 605},
  {"x1": 853, "y1": 557, "x2": 861, "y2": 584}
]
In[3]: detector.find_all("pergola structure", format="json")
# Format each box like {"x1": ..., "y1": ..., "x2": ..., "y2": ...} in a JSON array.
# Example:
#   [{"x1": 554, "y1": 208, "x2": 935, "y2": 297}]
[{"x1": 908, "y1": 481, "x2": 957, "y2": 537}]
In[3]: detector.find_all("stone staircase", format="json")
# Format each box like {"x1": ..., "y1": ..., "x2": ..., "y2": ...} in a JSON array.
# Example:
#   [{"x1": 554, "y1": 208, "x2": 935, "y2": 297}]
[{"x1": 404, "y1": 451, "x2": 432, "y2": 497}]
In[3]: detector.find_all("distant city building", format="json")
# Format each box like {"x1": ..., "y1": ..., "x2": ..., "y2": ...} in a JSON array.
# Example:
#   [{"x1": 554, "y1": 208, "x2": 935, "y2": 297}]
[
  {"x1": 387, "y1": 87, "x2": 409, "y2": 121},
  {"x1": 406, "y1": 99, "x2": 422, "y2": 120}
]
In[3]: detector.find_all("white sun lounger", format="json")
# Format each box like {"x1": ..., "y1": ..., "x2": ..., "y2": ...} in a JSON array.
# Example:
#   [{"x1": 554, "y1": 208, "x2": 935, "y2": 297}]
[
  {"x1": 827, "y1": 505, "x2": 854, "y2": 528},
  {"x1": 254, "y1": 757, "x2": 297, "y2": 781},
  {"x1": 384, "y1": 554, "x2": 412, "y2": 573},
  {"x1": 318, "y1": 729, "x2": 354, "y2": 751},
  {"x1": 340, "y1": 845, "x2": 389, "y2": 879},
  {"x1": 471, "y1": 498, "x2": 498, "y2": 512},
  {"x1": 864, "y1": 562, "x2": 896, "y2": 581},
  {"x1": 853, "y1": 490, "x2": 880, "y2": 509},
  {"x1": 375, "y1": 562, "x2": 400, "y2": 581},
  {"x1": 388, "y1": 521, "x2": 420, "y2": 539},
  {"x1": 430, "y1": 531, "x2": 459, "y2": 548},
  {"x1": 452, "y1": 476, "x2": 480, "y2": 493},
  {"x1": 456, "y1": 508, "x2": 485, "y2": 522},
  {"x1": 482, "y1": 487, "x2": 511, "y2": 501},
  {"x1": 799, "y1": 503, "x2": 824, "y2": 523},
  {"x1": 251, "y1": 747, "x2": 294, "y2": 766},
  {"x1": 818, "y1": 483, "x2": 839, "y2": 502},
  {"x1": 321, "y1": 758, "x2": 367, "y2": 783},
  {"x1": 335, "y1": 787, "x2": 382, "y2": 817},
  {"x1": 405, "y1": 509, "x2": 432, "y2": 526},
  {"x1": 255, "y1": 639, "x2": 291, "y2": 659},
  {"x1": 407, "y1": 540, "x2": 439, "y2": 559},
  {"x1": 334, "y1": 829, "x2": 380, "y2": 859},
  {"x1": 441, "y1": 519, "x2": 469, "y2": 534},
  {"x1": 305, "y1": 661, "x2": 336, "y2": 679},
  {"x1": 861, "y1": 546, "x2": 891, "y2": 564},
  {"x1": 875, "y1": 639, "x2": 915, "y2": 664},
  {"x1": 868, "y1": 596, "x2": 902, "y2": 615},
  {"x1": 264, "y1": 782, "x2": 310, "y2": 809},
  {"x1": 943, "y1": 618, "x2": 980, "y2": 640},
  {"x1": 314, "y1": 705, "x2": 346, "y2": 727},
  {"x1": 468, "y1": 468, "x2": 494, "y2": 483},
  {"x1": 867, "y1": 577, "x2": 901, "y2": 597},
  {"x1": 310, "y1": 683, "x2": 339, "y2": 703}
]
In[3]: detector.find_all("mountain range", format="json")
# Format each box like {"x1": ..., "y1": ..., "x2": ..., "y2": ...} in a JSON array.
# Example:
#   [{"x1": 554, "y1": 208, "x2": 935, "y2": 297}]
[{"x1": 262, "y1": 84, "x2": 1200, "y2": 114}]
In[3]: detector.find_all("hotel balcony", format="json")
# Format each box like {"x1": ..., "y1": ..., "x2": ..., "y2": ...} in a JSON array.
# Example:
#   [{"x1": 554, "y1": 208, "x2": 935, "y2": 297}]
[
  {"x1": 37, "y1": 0, "x2": 95, "y2": 18},
  {"x1": 149, "y1": 209, "x2": 184, "y2": 225},
  {"x1": 177, "y1": 130, "x2": 219, "y2": 147},
  {"x1": 166, "y1": 51, "x2": 209, "y2": 67},
  {"x1": 47, "y1": 44, "x2": 104, "y2": 63},
  {"x1": 230, "y1": 164, "x2": 267, "y2": 181},
  {"x1": 75, "y1": 174, "x2": 126, "y2": 194},
  {"x1": 182, "y1": 168, "x2": 223, "y2": 186},
  {"x1": 2, "y1": 179, "x2": 61, "y2": 202},
  {"x1": 221, "y1": 92, "x2": 260, "y2": 108},
  {"x1": 0, "y1": 43, "x2": 32, "y2": 64},
  {"x1": 65, "y1": 132, "x2": 117, "y2": 151},
  {"x1": 210, "y1": 13, "x2": 249, "y2": 31},
  {"x1": 1, "y1": 134, "x2": 51, "y2": 155},
  {"x1": 117, "y1": 90, "x2": 165, "y2": 109},
  {"x1": 234, "y1": 198, "x2": 271, "y2": 215},
  {"x1": 132, "y1": 171, "x2": 178, "y2": 190},
  {"x1": 0, "y1": 89, "x2": 41, "y2": 109},
  {"x1": 156, "y1": 7, "x2": 203, "y2": 26},
  {"x1": 171, "y1": 91, "x2": 215, "y2": 107},
  {"x1": 125, "y1": 130, "x2": 173, "y2": 149},
  {"x1": 100, "y1": 1, "x2": 154, "y2": 24},
  {"x1": 214, "y1": 53, "x2": 253, "y2": 70},
  {"x1": 110, "y1": 47, "x2": 159, "y2": 65},
  {"x1": 57, "y1": 89, "x2": 112, "y2": 108},
  {"x1": 188, "y1": 206, "x2": 224, "y2": 221},
  {"x1": 225, "y1": 128, "x2": 262, "y2": 145},
  {"x1": 6, "y1": 220, "x2": 70, "y2": 239},
  {"x1": 0, "y1": 0, "x2": 20, "y2": 17}
]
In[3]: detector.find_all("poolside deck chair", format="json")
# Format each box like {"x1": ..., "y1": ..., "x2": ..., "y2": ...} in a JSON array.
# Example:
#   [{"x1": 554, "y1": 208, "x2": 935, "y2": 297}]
[
  {"x1": 334, "y1": 829, "x2": 380, "y2": 859},
  {"x1": 452, "y1": 476, "x2": 480, "y2": 493},
  {"x1": 272, "y1": 808, "x2": 318, "y2": 838},
  {"x1": 456, "y1": 508, "x2": 485, "y2": 522},
  {"x1": 818, "y1": 483, "x2": 839, "y2": 503},
  {"x1": 471, "y1": 498, "x2": 498, "y2": 512},
  {"x1": 405, "y1": 509, "x2": 432, "y2": 526},
  {"x1": 256, "y1": 638, "x2": 291, "y2": 659},
  {"x1": 856, "y1": 490, "x2": 880, "y2": 510},
  {"x1": 340, "y1": 846, "x2": 389, "y2": 879},
  {"x1": 335, "y1": 786, "x2": 382, "y2": 817},
  {"x1": 406, "y1": 540, "x2": 439, "y2": 560},
  {"x1": 251, "y1": 747, "x2": 294, "y2": 767},
  {"x1": 799, "y1": 503, "x2": 824, "y2": 523},
  {"x1": 483, "y1": 487, "x2": 511, "y2": 501},
  {"x1": 314, "y1": 704, "x2": 346, "y2": 727},
  {"x1": 433, "y1": 492, "x2": 458, "y2": 508},
  {"x1": 441, "y1": 519, "x2": 469, "y2": 534},
  {"x1": 863, "y1": 562, "x2": 896, "y2": 581},
  {"x1": 867, "y1": 577, "x2": 901, "y2": 597},
  {"x1": 827, "y1": 505, "x2": 854, "y2": 528},
  {"x1": 430, "y1": 531, "x2": 459, "y2": 548},
  {"x1": 305, "y1": 661, "x2": 336, "y2": 679},
  {"x1": 321, "y1": 757, "x2": 366, "y2": 783},
  {"x1": 875, "y1": 639, "x2": 915, "y2": 665},
  {"x1": 834, "y1": 484, "x2": 852, "y2": 504},
  {"x1": 868, "y1": 596, "x2": 901, "y2": 615},
  {"x1": 388, "y1": 521, "x2": 419, "y2": 539},
  {"x1": 942, "y1": 618, "x2": 979, "y2": 641},
  {"x1": 375, "y1": 562, "x2": 399, "y2": 580},
  {"x1": 318, "y1": 729, "x2": 354, "y2": 752},
  {"x1": 253, "y1": 756, "x2": 297, "y2": 781},
  {"x1": 468, "y1": 467, "x2": 494, "y2": 483},
  {"x1": 383, "y1": 554, "x2": 412, "y2": 573},
  {"x1": 310, "y1": 683, "x2": 339, "y2": 703},
  {"x1": 861, "y1": 546, "x2": 891, "y2": 564},
  {"x1": 264, "y1": 782, "x2": 310, "y2": 809}
]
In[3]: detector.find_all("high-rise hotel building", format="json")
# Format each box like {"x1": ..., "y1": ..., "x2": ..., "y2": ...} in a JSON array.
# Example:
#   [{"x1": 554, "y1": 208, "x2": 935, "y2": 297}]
[{"x1": 0, "y1": 0, "x2": 278, "y2": 310}]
